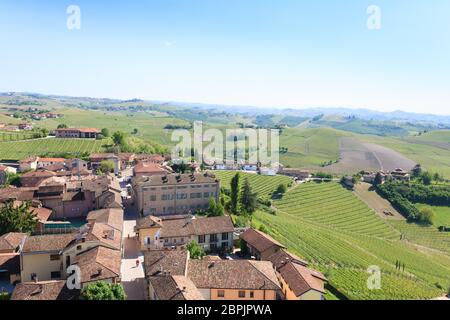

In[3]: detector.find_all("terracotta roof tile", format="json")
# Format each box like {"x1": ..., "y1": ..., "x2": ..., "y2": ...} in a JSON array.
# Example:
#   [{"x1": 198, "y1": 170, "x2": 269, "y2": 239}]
[
  {"x1": 187, "y1": 260, "x2": 280, "y2": 290},
  {"x1": 149, "y1": 275, "x2": 204, "y2": 300},
  {"x1": 22, "y1": 234, "x2": 74, "y2": 253},
  {"x1": 72, "y1": 246, "x2": 121, "y2": 284},
  {"x1": 0, "y1": 233, "x2": 27, "y2": 252},
  {"x1": 240, "y1": 228, "x2": 285, "y2": 253},
  {"x1": 11, "y1": 281, "x2": 79, "y2": 300},
  {"x1": 144, "y1": 250, "x2": 188, "y2": 277}
]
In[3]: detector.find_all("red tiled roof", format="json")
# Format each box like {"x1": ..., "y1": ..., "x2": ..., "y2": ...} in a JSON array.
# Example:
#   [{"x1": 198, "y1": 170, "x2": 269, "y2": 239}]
[
  {"x1": 11, "y1": 281, "x2": 79, "y2": 300},
  {"x1": 38, "y1": 158, "x2": 66, "y2": 163},
  {"x1": 0, "y1": 233, "x2": 27, "y2": 252},
  {"x1": 240, "y1": 228, "x2": 285, "y2": 253},
  {"x1": 187, "y1": 260, "x2": 280, "y2": 290},
  {"x1": 278, "y1": 262, "x2": 326, "y2": 296},
  {"x1": 134, "y1": 162, "x2": 167, "y2": 174}
]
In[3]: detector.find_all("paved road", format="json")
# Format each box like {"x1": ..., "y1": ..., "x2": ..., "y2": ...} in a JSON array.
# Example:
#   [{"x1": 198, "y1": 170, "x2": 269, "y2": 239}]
[{"x1": 120, "y1": 199, "x2": 146, "y2": 300}]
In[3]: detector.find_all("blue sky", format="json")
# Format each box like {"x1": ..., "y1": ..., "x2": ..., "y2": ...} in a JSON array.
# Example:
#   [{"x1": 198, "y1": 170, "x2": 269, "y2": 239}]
[{"x1": 0, "y1": 1, "x2": 449, "y2": 115}]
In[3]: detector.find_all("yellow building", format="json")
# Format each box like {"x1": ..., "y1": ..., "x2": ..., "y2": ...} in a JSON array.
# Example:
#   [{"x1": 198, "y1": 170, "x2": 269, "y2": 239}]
[
  {"x1": 269, "y1": 249, "x2": 327, "y2": 300},
  {"x1": 20, "y1": 234, "x2": 74, "y2": 282},
  {"x1": 135, "y1": 215, "x2": 234, "y2": 253},
  {"x1": 187, "y1": 259, "x2": 280, "y2": 300}
]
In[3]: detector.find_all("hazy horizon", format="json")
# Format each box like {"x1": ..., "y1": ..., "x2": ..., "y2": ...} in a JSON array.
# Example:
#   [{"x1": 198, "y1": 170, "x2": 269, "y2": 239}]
[{"x1": 1, "y1": 1, "x2": 449, "y2": 116}]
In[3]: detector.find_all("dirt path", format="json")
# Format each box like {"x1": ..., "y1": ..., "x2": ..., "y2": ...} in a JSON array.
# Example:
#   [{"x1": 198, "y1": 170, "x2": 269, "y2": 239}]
[{"x1": 353, "y1": 182, "x2": 404, "y2": 220}]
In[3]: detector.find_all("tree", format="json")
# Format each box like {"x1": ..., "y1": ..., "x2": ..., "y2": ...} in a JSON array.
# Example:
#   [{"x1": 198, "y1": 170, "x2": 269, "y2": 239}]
[
  {"x1": 98, "y1": 160, "x2": 115, "y2": 175},
  {"x1": 421, "y1": 171, "x2": 433, "y2": 185},
  {"x1": 240, "y1": 178, "x2": 257, "y2": 214},
  {"x1": 57, "y1": 124, "x2": 68, "y2": 129},
  {"x1": 186, "y1": 241, "x2": 205, "y2": 259},
  {"x1": 132, "y1": 128, "x2": 139, "y2": 135},
  {"x1": 112, "y1": 131, "x2": 126, "y2": 146},
  {"x1": 239, "y1": 239, "x2": 249, "y2": 256},
  {"x1": 80, "y1": 281, "x2": 127, "y2": 300},
  {"x1": 418, "y1": 207, "x2": 434, "y2": 225},
  {"x1": 275, "y1": 183, "x2": 287, "y2": 195},
  {"x1": 230, "y1": 173, "x2": 240, "y2": 214},
  {"x1": 207, "y1": 197, "x2": 224, "y2": 217},
  {"x1": 374, "y1": 172, "x2": 384, "y2": 186},
  {"x1": 40, "y1": 128, "x2": 49, "y2": 137},
  {"x1": 412, "y1": 164, "x2": 422, "y2": 178},
  {"x1": 0, "y1": 200, "x2": 37, "y2": 234},
  {"x1": 101, "y1": 128, "x2": 110, "y2": 137},
  {"x1": 6, "y1": 173, "x2": 21, "y2": 187}
]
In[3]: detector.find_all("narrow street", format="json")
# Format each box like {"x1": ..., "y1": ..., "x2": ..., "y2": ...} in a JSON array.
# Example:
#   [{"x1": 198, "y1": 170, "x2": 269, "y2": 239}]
[{"x1": 120, "y1": 185, "x2": 146, "y2": 300}]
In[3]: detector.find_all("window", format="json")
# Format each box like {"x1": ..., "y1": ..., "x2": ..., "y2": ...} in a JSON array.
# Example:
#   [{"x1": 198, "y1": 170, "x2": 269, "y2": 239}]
[
  {"x1": 144, "y1": 237, "x2": 152, "y2": 245},
  {"x1": 250, "y1": 291, "x2": 255, "y2": 298},
  {"x1": 218, "y1": 290, "x2": 225, "y2": 298},
  {"x1": 51, "y1": 271, "x2": 61, "y2": 279},
  {"x1": 204, "y1": 192, "x2": 210, "y2": 198},
  {"x1": 150, "y1": 195, "x2": 157, "y2": 201},
  {"x1": 50, "y1": 254, "x2": 60, "y2": 261},
  {"x1": 210, "y1": 234, "x2": 218, "y2": 242},
  {"x1": 222, "y1": 233, "x2": 229, "y2": 241},
  {"x1": 198, "y1": 235, "x2": 205, "y2": 244},
  {"x1": 238, "y1": 291, "x2": 246, "y2": 298},
  {"x1": 76, "y1": 245, "x2": 82, "y2": 251}
]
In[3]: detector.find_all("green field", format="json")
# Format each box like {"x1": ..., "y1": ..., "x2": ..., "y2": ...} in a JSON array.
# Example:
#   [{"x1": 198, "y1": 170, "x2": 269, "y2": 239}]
[
  {"x1": 0, "y1": 131, "x2": 36, "y2": 142},
  {"x1": 0, "y1": 138, "x2": 107, "y2": 159},
  {"x1": 213, "y1": 171, "x2": 293, "y2": 200},
  {"x1": 35, "y1": 108, "x2": 189, "y2": 147},
  {"x1": 251, "y1": 182, "x2": 450, "y2": 300},
  {"x1": 415, "y1": 203, "x2": 450, "y2": 228},
  {"x1": 279, "y1": 127, "x2": 350, "y2": 169},
  {"x1": 387, "y1": 220, "x2": 450, "y2": 255},
  {"x1": 275, "y1": 182, "x2": 399, "y2": 239},
  {"x1": 359, "y1": 135, "x2": 450, "y2": 178}
]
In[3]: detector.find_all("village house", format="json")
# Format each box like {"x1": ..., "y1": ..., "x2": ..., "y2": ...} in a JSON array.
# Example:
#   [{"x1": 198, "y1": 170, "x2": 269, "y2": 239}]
[
  {"x1": 18, "y1": 207, "x2": 123, "y2": 285},
  {"x1": 148, "y1": 275, "x2": 205, "y2": 300},
  {"x1": 0, "y1": 233, "x2": 27, "y2": 285},
  {"x1": 18, "y1": 157, "x2": 39, "y2": 172},
  {"x1": 90, "y1": 153, "x2": 120, "y2": 175},
  {"x1": 143, "y1": 249, "x2": 281, "y2": 301},
  {"x1": 18, "y1": 123, "x2": 33, "y2": 131},
  {"x1": 55, "y1": 128, "x2": 101, "y2": 139},
  {"x1": 135, "y1": 215, "x2": 234, "y2": 252},
  {"x1": 187, "y1": 259, "x2": 281, "y2": 300},
  {"x1": 269, "y1": 249, "x2": 327, "y2": 300},
  {"x1": 279, "y1": 168, "x2": 311, "y2": 181},
  {"x1": 132, "y1": 173, "x2": 220, "y2": 217},
  {"x1": 390, "y1": 168, "x2": 411, "y2": 181},
  {"x1": 1, "y1": 175, "x2": 122, "y2": 220},
  {"x1": 20, "y1": 233, "x2": 75, "y2": 282},
  {"x1": 240, "y1": 228, "x2": 327, "y2": 300},
  {"x1": 240, "y1": 228, "x2": 286, "y2": 260},
  {"x1": 133, "y1": 161, "x2": 169, "y2": 178}
]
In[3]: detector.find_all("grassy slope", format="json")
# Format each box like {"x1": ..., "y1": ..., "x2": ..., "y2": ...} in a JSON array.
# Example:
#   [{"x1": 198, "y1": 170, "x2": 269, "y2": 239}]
[
  {"x1": 0, "y1": 138, "x2": 108, "y2": 159},
  {"x1": 358, "y1": 135, "x2": 450, "y2": 178},
  {"x1": 415, "y1": 203, "x2": 450, "y2": 227},
  {"x1": 253, "y1": 182, "x2": 450, "y2": 299},
  {"x1": 279, "y1": 127, "x2": 350, "y2": 168},
  {"x1": 416, "y1": 130, "x2": 450, "y2": 143},
  {"x1": 213, "y1": 171, "x2": 293, "y2": 200}
]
